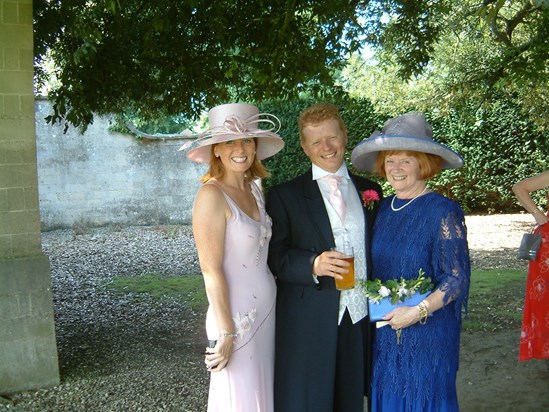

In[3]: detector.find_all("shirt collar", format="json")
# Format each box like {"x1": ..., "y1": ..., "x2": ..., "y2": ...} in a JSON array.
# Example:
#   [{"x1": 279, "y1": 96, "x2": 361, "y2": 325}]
[{"x1": 312, "y1": 163, "x2": 350, "y2": 181}]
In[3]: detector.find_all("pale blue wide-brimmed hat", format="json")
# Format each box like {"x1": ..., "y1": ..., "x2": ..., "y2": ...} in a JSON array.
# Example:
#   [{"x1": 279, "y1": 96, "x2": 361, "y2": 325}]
[{"x1": 351, "y1": 111, "x2": 464, "y2": 172}]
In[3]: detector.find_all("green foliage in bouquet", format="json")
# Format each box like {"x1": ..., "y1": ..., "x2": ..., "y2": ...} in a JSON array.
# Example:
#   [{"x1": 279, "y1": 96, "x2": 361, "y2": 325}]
[{"x1": 360, "y1": 269, "x2": 434, "y2": 305}]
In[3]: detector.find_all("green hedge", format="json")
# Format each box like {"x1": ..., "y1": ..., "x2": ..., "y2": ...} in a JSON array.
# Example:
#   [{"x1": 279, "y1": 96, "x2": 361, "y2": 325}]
[
  {"x1": 259, "y1": 98, "x2": 384, "y2": 189},
  {"x1": 429, "y1": 98, "x2": 549, "y2": 213},
  {"x1": 259, "y1": 96, "x2": 549, "y2": 214}
]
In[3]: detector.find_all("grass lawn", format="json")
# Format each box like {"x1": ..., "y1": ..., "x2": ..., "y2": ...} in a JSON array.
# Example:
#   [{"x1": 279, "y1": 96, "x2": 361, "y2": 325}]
[
  {"x1": 464, "y1": 268, "x2": 526, "y2": 331},
  {"x1": 104, "y1": 272, "x2": 208, "y2": 313},
  {"x1": 105, "y1": 268, "x2": 528, "y2": 332}
]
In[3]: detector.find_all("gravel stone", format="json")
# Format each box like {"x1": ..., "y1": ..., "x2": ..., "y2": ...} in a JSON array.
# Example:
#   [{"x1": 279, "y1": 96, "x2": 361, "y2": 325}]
[
  {"x1": 2, "y1": 225, "x2": 208, "y2": 412},
  {"x1": 0, "y1": 214, "x2": 534, "y2": 411}
]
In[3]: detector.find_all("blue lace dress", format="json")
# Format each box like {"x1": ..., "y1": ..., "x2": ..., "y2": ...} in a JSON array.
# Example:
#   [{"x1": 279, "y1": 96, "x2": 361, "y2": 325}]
[{"x1": 370, "y1": 192, "x2": 470, "y2": 412}]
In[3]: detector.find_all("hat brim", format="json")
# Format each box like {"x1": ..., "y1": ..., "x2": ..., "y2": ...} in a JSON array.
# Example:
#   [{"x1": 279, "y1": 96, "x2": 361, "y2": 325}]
[
  {"x1": 351, "y1": 134, "x2": 464, "y2": 172},
  {"x1": 186, "y1": 132, "x2": 284, "y2": 163}
]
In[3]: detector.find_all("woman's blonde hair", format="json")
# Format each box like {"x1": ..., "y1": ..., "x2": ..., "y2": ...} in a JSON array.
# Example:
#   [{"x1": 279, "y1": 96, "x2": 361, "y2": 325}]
[
  {"x1": 200, "y1": 138, "x2": 271, "y2": 183},
  {"x1": 374, "y1": 150, "x2": 444, "y2": 180}
]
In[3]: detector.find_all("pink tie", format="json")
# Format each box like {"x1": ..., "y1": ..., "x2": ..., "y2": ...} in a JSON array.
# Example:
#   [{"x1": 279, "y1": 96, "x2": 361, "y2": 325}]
[{"x1": 324, "y1": 175, "x2": 346, "y2": 222}]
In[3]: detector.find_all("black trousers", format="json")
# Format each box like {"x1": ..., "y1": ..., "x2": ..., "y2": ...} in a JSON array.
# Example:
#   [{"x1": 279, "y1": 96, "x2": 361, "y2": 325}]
[{"x1": 334, "y1": 309, "x2": 372, "y2": 412}]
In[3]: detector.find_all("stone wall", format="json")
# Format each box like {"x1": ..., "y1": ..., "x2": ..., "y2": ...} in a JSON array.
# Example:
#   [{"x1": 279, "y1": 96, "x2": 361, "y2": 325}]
[
  {"x1": 35, "y1": 99, "x2": 206, "y2": 230},
  {"x1": 0, "y1": 0, "x2": 59, "y2": 394}
]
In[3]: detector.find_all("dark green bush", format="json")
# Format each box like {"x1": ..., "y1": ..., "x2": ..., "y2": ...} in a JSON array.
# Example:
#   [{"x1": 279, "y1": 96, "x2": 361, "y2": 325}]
[
  {"x1": 259, "y1": 95, "x2": 549, "y2": 214},
  {"x1": 259, "y1": 99, "x2": 313, "y2": 189},
  {"x1": 429, "y1": 98, "x2": 549, "y2": 213},
  {"x1": 259, "y1": 98, "x2": 383, "y2": 190}
]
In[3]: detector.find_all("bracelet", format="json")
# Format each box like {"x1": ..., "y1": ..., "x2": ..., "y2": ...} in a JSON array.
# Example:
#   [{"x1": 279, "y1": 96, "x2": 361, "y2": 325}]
[
  {"x1": 416, "y1": 301, "x2": 429, "y2": 325},
  {"x1": 219, "y1": 331, "x2": 238, "y2": 339}
]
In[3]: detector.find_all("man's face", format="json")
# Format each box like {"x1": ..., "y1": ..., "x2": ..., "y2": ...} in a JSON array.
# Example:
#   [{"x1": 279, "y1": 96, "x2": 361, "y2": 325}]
[{"x1": 301, "y1": 119, "x2": 348, "y2": 173}]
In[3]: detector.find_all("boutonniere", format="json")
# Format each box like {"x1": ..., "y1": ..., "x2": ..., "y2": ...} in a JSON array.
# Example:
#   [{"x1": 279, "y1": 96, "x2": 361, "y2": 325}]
[{"x1": 362, "y1": 190, "x2": 380, "y2": 211}]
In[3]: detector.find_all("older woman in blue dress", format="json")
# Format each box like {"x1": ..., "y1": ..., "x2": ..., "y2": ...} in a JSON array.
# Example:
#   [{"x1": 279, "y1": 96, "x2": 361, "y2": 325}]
[{"x1": 351, "y1": 112, "x2": 471, "y2": 411}]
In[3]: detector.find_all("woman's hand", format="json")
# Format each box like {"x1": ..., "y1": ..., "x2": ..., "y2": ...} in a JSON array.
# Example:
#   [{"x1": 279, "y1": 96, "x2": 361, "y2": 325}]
[
  {"x1": 384, "y1": 305, "x2": 421, "y2": 330},
  {"x1": 204, "y1": 336, "x2": 235, "y2": 372}
]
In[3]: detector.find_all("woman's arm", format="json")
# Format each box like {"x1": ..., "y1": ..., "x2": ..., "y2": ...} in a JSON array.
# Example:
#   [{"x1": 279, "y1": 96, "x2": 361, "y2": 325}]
[
  {"x1": 512, "y1": 170, "x2": 549, "y2": 225},
  {"x1": 192, "y1": 184, "x2": 235, "y2": 371}
]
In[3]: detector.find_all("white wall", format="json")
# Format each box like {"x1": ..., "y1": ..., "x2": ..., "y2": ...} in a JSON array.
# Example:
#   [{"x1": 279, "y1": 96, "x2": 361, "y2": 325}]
[{"x1": 35, "y1": 99, "x2": 205, "y2": 230}]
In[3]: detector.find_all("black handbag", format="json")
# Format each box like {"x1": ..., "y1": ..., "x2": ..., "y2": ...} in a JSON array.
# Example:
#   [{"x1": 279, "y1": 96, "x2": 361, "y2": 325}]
[{"x1": 517, "y1": 227, "x2": 542, "y2": 261}]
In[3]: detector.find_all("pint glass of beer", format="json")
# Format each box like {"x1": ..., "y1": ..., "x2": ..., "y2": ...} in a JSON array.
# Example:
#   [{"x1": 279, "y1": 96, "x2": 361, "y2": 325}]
[{"x1": 334, "y1": 242, "x2": 355, "y2": 290}]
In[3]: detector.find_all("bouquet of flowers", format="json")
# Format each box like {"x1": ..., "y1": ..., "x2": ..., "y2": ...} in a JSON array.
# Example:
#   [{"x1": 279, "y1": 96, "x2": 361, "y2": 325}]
[{"x1": 360, "y1": 269, "x2": 434, "y2": 321}]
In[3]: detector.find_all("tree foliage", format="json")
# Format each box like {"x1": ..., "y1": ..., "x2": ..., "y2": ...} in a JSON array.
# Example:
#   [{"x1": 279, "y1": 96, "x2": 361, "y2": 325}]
[
  {"x1": 342, "y1": 1, "x2": 549, "y2": 131},
  {"x1": 34, "y1": 0, "x2": 549, "y2": 131},
  {"x1": 362, "y1": 0, "x2": 549, "y2": 84},
  {"x1": 34, "y1": 0, "x2": 359, "y2": 130}
]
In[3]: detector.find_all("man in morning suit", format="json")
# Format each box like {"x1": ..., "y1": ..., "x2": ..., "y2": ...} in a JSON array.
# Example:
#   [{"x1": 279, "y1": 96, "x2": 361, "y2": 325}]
[{"x1": 266, "y1": 103, "x2": 383, "y2": 412}]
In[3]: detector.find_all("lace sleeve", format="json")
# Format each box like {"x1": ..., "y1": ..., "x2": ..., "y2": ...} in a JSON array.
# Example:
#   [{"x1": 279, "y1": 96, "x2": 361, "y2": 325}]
[{"x1": 433, "y1": 205, "x2": 471, "y2": 317}]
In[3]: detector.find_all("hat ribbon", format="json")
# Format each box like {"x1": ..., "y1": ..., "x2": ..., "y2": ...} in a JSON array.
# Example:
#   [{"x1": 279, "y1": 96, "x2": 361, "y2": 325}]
[{"x1": 178, "y1": 113, "x2": 281, "y2": 151}]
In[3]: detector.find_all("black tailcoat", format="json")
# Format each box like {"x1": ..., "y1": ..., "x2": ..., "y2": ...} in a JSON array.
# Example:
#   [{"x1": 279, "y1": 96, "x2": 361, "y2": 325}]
[{"x1": 266, "y1": 168, "x2": 382, "y2": 412}]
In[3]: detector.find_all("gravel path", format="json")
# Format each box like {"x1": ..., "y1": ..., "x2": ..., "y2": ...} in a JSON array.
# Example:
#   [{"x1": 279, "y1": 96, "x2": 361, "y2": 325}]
[
  {"x1": 2, "y1": 225, "x2": 209, "y2": 411},
  {"x1": 0, "y1": 214, "x2": 540, "y2": 411},
  {"x1": 465, "y1": 213, "x2": 532, "y2": 271}
]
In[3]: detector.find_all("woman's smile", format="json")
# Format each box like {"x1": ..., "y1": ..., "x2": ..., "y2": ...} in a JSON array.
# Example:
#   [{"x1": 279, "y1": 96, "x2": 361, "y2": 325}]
[{"x1": 231, "y1": 156, "x2": 248, "y2": 163}]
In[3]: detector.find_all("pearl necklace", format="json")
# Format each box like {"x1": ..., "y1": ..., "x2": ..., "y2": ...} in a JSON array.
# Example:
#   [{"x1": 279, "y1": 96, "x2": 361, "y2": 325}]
[{"x1": 390, "y1": 187, "x2": 428, "y2": 212}]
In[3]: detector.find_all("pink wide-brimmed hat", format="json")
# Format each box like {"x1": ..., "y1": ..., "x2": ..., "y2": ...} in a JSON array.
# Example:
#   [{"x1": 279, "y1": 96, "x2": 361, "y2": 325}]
[
  {"x1": 351, "y1": 111, "x2": 463, "y2": 172},
  {"x1": 179, "y1": 103, "x2": 284, "y2": 163}
]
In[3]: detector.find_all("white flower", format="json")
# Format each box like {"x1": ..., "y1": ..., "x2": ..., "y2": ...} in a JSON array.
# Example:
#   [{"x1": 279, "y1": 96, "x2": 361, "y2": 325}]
[
  {"x1": 397, "y1": 286, "x2": 409, "y2": 297},
  {"x1": 378, "y1": 286, "x2": 391, "y2": 297}
]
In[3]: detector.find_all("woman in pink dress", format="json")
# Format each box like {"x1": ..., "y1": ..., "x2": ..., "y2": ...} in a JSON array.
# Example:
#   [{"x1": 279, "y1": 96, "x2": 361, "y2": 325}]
[
  {"x1": 182, "y1": 103, "x2": 284, "y2": 411},
  {"x1": 512, "y1": 171, "x2": 549, "y2": 360}
]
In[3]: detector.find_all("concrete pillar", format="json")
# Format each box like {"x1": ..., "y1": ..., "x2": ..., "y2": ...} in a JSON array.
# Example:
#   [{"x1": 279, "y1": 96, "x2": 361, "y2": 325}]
[{"x1": 0, "y1": 0, "x2": 60, "y2": 393}]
